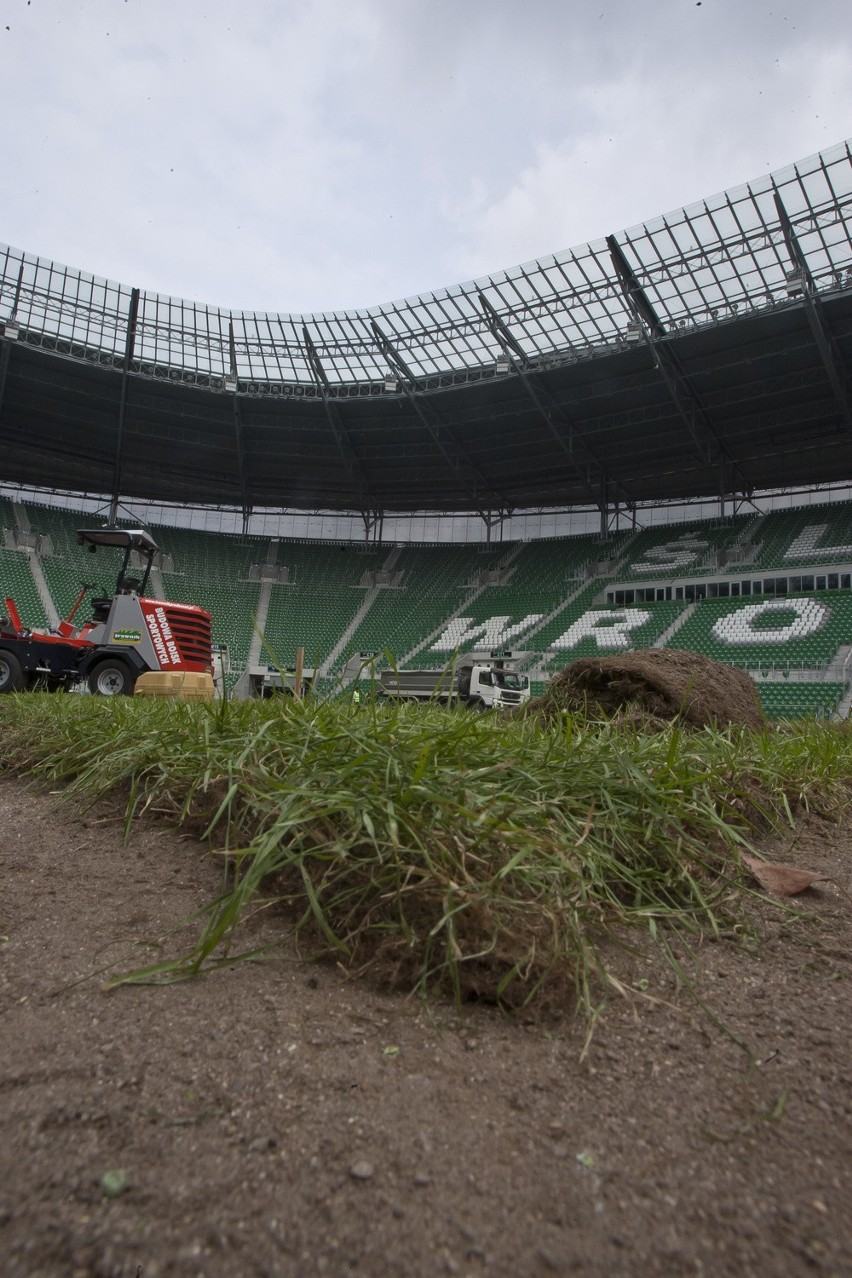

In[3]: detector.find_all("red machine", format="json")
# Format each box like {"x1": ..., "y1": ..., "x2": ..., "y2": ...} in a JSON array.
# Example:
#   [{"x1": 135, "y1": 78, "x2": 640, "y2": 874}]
[{"x1": 0, "y1": 528, "x2": 213, "y2": 696}]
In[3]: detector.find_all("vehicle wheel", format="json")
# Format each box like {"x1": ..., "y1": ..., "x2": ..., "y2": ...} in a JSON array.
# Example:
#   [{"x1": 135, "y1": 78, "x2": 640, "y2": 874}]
[
  {"x1": 0, "y1": 650, "x2": 26, "y2": 693},
  {"x1": 88, "y1": 660, "x2": 135, "y2": 696}
]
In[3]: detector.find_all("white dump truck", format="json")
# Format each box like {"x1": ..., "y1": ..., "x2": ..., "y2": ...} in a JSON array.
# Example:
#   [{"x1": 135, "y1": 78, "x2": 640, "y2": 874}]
[{"x1": 378, "y1": 652, "x2": 530, "y2": 711}]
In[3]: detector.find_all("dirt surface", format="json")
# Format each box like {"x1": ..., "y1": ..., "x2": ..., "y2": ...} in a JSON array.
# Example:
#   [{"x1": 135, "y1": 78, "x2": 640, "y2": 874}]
[
  {"x1": 526, "y1": 650, "x2": 764, "y2": 730},
  {"x1": 1, "y1": 773, "x2": 850, "y2": 1278}
]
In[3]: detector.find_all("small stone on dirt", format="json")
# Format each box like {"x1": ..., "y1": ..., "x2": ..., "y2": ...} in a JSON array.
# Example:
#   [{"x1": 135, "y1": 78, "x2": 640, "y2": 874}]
[
  {"x1": 249, "y1": 1136, "x2": 277, "y2": 1153},
  {"x1": 349, "y1": 1160, "x2": 375, "y2": 1181},
  {"x1": 99, "y1": 1169, "x2": 127, "y2": 1198}
]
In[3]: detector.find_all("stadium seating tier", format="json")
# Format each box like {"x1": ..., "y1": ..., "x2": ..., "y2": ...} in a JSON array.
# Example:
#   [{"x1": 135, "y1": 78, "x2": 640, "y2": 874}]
[{"x1": 8, "y1": 498, "x2": 852, "y2": 720}]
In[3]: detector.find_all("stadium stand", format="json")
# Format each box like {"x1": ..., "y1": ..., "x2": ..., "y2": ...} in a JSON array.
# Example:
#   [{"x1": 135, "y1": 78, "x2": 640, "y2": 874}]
[
  {"x1": 7, "y1": 499, "x2": 852, "y2": 719},
  {"x1": 499, "y1": 533, "x2": 617, "y2": 597},
  {"x1": 542, "y1": 599, "x2": 686, "y2": 666},
  {"x1": 510, "y1": 581, "x2": 615, "y2": 666},
  {"x1": 0, "y1": 547, "x2": 47, "y2": 629},
  {"x1": 747, "y1": 504, "x2": 852, "y2": 573},
  {"x1": 613, "y1": 516, "x2": 757, "y2": 582},
  {"x1": 152, "y1": 525, "x2": 264, "y2": 683},
  {"x1": 665, "y1": 591, "x2": 852, "y2": 673},
  {"x1": 25, "y1": 503, "x2": 134, "y2": 620},
  {"x1": 417, "y1": 534, "x2": 613, "y2": 663},
  {"x1": 755, "y1": 680, "x2": 845, "y2": 720},
  {"x1": 333, "y1": 543, "x2": 505, "y2": 673},
  {"x1": 262, "y1": 540, "x2": 385, "y2": 671},
  {"x1": 3, "y1": 140, "x2": 851, "y2": 717},
  {"x1": 0, "y1": 495, "x2": 21, "y2": 531}
]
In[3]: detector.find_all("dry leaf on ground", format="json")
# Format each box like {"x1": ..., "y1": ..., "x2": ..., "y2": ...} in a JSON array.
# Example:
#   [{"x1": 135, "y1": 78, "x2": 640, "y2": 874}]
[{"x1": 741, "y1": 852, "x2": 829, "y2": 897}]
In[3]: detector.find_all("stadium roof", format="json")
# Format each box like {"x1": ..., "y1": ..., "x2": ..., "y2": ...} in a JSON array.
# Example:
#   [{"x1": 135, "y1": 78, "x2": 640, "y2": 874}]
[{"x1": 1, "y1": 140, "x2": 851, "y2": 519}]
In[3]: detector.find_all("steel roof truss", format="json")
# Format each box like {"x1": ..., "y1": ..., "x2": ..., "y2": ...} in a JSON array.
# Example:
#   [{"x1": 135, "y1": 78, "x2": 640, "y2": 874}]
[
  {"x1": 302, "y1": 327, "x2": 378, "y2": 512},
  {"x1": 370, "y1": 320, "x2": 510, "y2": 515},
  {"x1": 607, "y1": 236, "x2": 754, "y2": 490},
  {"x1": 795, "y1": 168, "x2": 833, "y2": 264},
  {"x1": 774, "y1": 193, "x2": 852, "y2": 431},
  {"x1": 0, "y1": 335, "x2": 11, "y2": 420},
  {"x1": 607, "y1": 236, "x2": 666, "y2": 339},
  {"x1": 478, "y1": 292, "x2": 620, "y2": 507},
  {"x1": 225, "y1": 320, "x2": 252, "y2": 529},
  {"x1": 111, "y1": 286, "x2": 140, "y2": 513}
]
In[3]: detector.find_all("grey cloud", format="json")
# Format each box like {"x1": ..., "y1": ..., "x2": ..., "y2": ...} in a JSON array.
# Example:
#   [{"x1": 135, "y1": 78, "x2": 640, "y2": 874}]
[{"x1": 1, "y1": 0, "x2": 849, "y2": 313}]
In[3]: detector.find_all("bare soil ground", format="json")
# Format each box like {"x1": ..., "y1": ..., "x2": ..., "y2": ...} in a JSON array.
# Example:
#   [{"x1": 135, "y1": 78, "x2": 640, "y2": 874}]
[{"x1": 1, "y1": 773, "x2": 850, "y2": 1278}]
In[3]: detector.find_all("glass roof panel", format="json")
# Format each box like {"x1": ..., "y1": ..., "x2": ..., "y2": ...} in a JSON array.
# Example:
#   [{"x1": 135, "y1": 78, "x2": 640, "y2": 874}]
[{"x1": 1, "y1": 139, "x2": 850, "y2": 391}]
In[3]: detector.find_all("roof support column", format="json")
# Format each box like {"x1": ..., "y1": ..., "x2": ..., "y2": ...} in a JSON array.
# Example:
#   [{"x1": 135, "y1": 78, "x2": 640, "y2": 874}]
[
  {"x1": 478, "y1": 293, "x2": 612, "y2": 507},
  {"x1": 481, "y1": 509, "x2": 510, "y2": 545},
  {"x1": 362, "y1": 510, "x2": 383, "y2": 544},
  {"x1": 303, "y1": 326, "x2": 377, "y2": 522},
  {"x1": 109, "y1": 286, "x2": 139, "y2": 525},
  {"x1": 607, "y1": 236, "x2": 749, "y2": 494},
  {"x1": 371, "y1": 320, "x2": 510, "y2": 516},
  {"x1": 0, "y1": 263, "x2": 24, "y2": 426},
  {"x1": 774, "y1": 193, "x2": 852, "y2": 430},
  {"x1": 228, "y1": 321, "x2": 252, "y2": 536},
  {"x1": 0, "y1": 335, "x2": 12, "y2": 425}
]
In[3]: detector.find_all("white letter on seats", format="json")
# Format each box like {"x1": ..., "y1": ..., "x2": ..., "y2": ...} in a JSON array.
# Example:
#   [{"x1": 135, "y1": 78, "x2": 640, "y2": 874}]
[
  {"x1": 783, "y1": 523, "x2": 852, "y2": 561},
  {"x1": 632, "y1": 535, "x2": 708, "y2": 574},
  {"x1": 712, "y1": 598, "x2": 829, "y2": 645},
  {"x1": 432, "y1": 614, "x2": 543, "y2": 652},
  {"x1": 551, "y1": 608, "x2": 651, "y2": 651}
]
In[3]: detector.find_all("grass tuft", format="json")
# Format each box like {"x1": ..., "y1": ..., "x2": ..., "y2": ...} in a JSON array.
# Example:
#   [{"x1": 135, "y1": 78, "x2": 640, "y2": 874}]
[{"x1": 1, "y1": 694, "x2": 850, "y2": 1015}]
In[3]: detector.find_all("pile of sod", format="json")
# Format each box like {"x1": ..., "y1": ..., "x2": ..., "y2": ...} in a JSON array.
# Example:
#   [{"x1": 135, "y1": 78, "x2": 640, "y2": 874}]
[{"x1": 1, "y1": 694, "x2": 849, "y2": 1014}]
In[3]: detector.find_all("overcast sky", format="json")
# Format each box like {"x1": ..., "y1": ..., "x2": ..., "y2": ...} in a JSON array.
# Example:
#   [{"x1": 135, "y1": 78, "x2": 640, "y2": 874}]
[{"x1": 1, "y1": 0, "x2": 850, "y2": 315}]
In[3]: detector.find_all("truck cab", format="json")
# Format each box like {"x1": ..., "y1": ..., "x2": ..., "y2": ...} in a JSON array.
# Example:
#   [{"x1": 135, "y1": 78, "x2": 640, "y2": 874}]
[{"x1": 463, "y1": 663, "x2": 529, "y2": 710}]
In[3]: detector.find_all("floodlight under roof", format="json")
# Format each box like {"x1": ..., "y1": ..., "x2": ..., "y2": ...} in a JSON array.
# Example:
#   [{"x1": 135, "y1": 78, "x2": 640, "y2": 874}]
[{"x1": 785, "y1": 268, "x2": 805, "y2": 297}]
